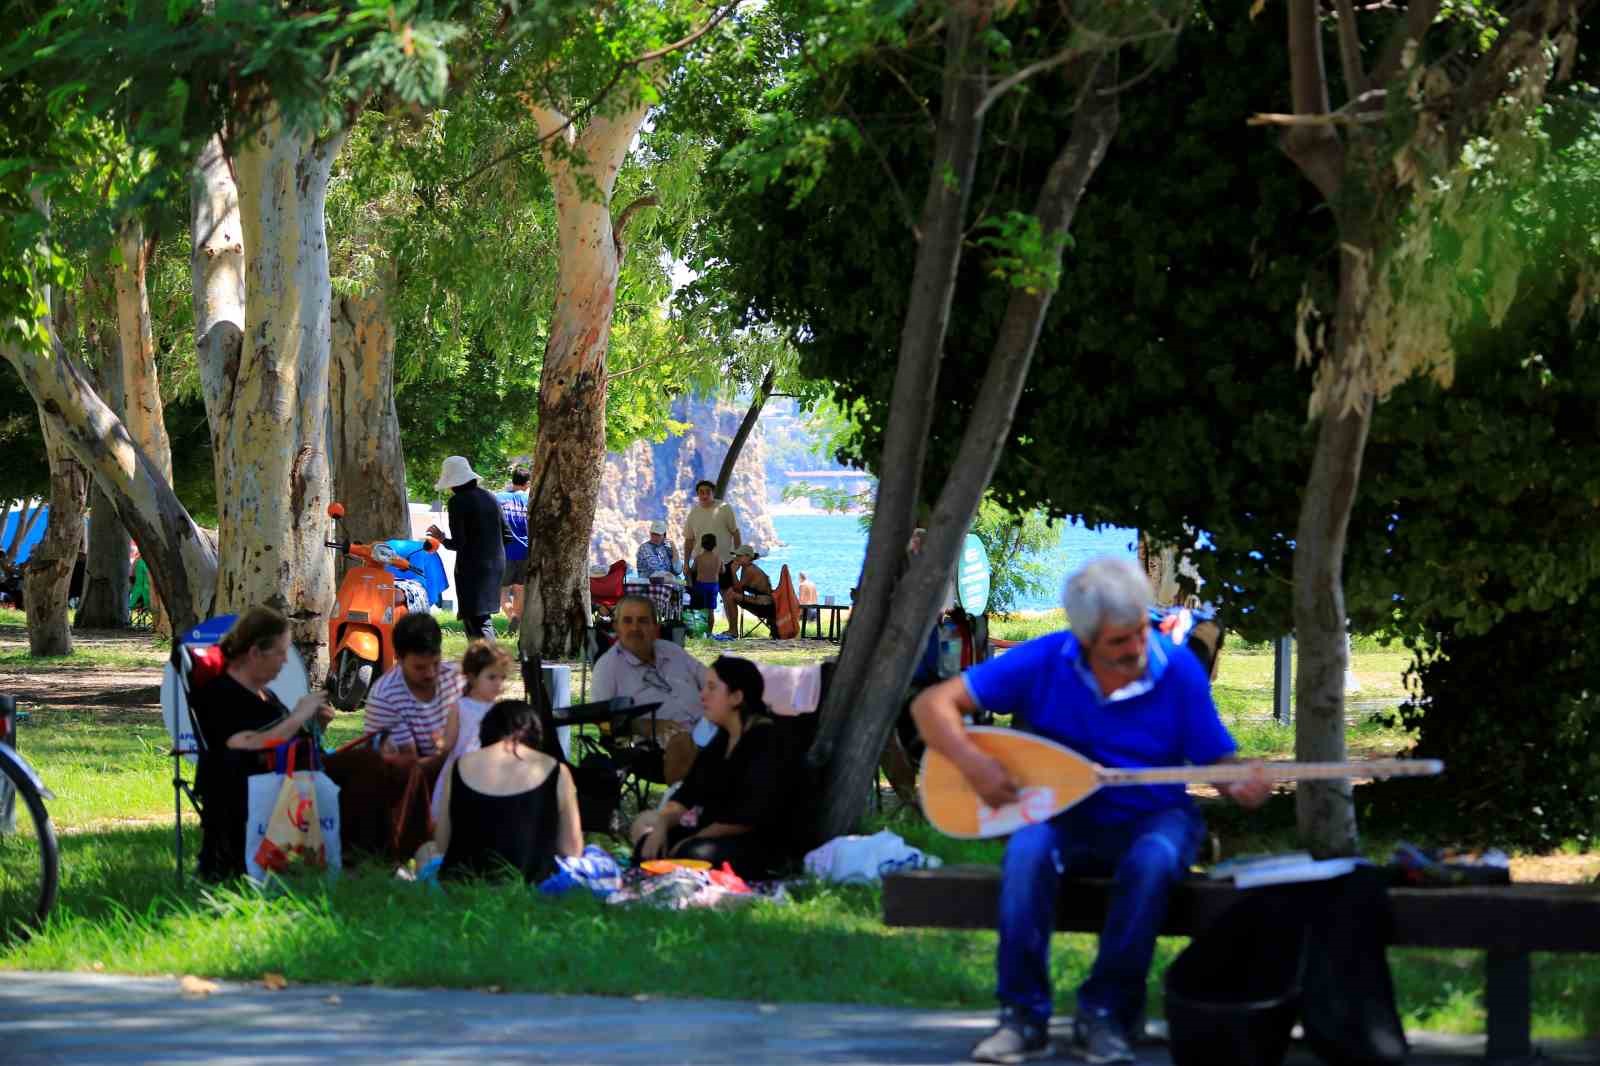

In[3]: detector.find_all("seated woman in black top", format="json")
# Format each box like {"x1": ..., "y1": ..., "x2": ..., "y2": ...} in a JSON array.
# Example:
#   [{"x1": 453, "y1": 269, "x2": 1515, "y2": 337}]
[
  {"x1": 433, "y1": 700, "x2": 582, "y2": 883},
  {"x1": 629, "y1": 656, "x2": 785, "y2": 878},
  {"x1": 190, "y1": 606, "x2": 333, "y2": 881}
]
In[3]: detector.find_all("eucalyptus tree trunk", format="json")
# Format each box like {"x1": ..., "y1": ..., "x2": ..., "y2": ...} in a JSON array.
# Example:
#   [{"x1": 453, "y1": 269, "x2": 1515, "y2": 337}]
[
  {"x1": 22, "y1": 421, "x2": 89, "y2": 655},
  {"x1": 814, "y1": 49, "x2": 1122, "y2": 839},
  {"x1": 191, "y1": 132, "x2": 247, "y2": 487},
  {"x1": 112, "y1": 218, "x2": 173, "y2": 481},
  {"x1": 1290, "y1": 238, "x2": 1370, "y2": 857},
  {"x1": 1279, "y1": 0, "x2": 1366, "y2": 856},
  {"x1": 75, "y1": 313, "x2": 131, "y2": 629},
  {"x1": 713, "y1": 363, "x2": 777, "y2": 500},
  {"x1": 330, "y1": 273, "x2": 409, "y2": 544},
  {"x1": 1, "y1": 328, "x2": 218, "y2": 634},
  {"x1": 809, "y1": 11, "x2": 988, "y2": 773},
  {"x1": 217, "y1": 111, "x2": 346, "y2": 672},
  {"x1": 519, "y1": 94, "x2": 655, "y2": 662}
]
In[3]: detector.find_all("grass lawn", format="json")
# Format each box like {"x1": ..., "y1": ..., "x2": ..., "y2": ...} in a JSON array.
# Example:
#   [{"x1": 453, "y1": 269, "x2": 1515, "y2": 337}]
[{"x1": 0, "y1": 609, "x2": 1594, "y2": 1039}]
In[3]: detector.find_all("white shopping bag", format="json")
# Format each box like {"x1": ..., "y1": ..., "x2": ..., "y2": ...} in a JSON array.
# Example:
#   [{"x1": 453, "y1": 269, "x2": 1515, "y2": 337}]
[
  {"x1": 803, "y1": 829, "x2": 942, "y2": 884},
  {"x1": 245, "y1": 746, "x2": 341, "y2": 883}
]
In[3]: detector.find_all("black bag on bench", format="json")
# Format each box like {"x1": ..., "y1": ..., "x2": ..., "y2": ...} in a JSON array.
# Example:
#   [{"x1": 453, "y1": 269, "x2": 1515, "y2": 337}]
[{"x1": 1166, "y1": 868, "x2": 1407, "y2": 1066}]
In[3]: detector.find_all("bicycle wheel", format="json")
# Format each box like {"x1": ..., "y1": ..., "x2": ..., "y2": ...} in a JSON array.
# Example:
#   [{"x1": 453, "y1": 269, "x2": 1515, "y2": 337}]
[{"x1": 0, "y1": 752, "x2": 60, "y2": 938}]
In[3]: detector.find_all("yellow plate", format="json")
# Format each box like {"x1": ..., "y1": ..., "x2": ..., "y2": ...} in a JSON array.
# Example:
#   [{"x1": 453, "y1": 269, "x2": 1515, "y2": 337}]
[{"x1": 641, "y1": 859, "x2": 712, "y2": 874}]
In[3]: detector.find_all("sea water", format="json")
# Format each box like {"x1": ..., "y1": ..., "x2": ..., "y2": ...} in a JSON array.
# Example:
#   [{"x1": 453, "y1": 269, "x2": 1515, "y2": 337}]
[{"x1": 759, "y1": 513, "x2": 1138, "y2": 612}]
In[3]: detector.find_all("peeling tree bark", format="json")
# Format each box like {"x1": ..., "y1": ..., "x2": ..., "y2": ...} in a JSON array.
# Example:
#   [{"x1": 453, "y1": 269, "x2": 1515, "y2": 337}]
[
  {"x1": 6, "y1": 199, "x2": 216, "y2": 631},
  {"x1": 23, "y1": 419, "x2": 89, "y2": 655},
  {"x1": 0, "y1": 328, "x2": 217, "y2": 633},
  {"x1": 330, "y1": 270, "x2": 409, "y2": 544},
  {"x1": 112, "y1": 217, "x2": 173, "y2": 482},
  {"x1": 814, "y1": 47, "x2": 1122, "y2": 839},
  {"x1": 75, "y1": 305, "x2": 132, "y2": 629},
  {"x1": 191, "y1": 132, "x2": 247, "y2": 494},
  {"x1": 217, "y1": 109, "x2": 346, "y2": 672},
  {"x1": 518, "y1": 92, "x2": 655, "y2": 662}
]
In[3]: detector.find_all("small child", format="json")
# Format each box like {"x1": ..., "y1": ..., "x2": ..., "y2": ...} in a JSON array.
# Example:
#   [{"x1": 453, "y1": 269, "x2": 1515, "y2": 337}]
[
  {"x1": 430, "y1": 639, "x2": 511, "y2": 820},
  {"x1": 690, "y1": 533, "x2": 721, "y2": 613}
]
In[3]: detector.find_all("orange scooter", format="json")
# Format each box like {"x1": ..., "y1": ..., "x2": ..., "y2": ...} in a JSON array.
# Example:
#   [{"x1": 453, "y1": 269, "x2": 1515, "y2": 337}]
[{"x1": 324, "y1": 502, "x2": 439, "y2": 711}]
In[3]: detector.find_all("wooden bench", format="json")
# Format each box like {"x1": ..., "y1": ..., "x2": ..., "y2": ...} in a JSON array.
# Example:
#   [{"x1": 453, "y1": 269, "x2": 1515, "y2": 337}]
[{"x1": 882, "y1": 865, "x2": 1600, "y2": 1062}]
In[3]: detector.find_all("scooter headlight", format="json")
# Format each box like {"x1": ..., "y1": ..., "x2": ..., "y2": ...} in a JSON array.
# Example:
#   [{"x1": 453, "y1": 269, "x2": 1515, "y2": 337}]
[{"x1": 370, "y1": 542, "x2": 397, "y2": 565}]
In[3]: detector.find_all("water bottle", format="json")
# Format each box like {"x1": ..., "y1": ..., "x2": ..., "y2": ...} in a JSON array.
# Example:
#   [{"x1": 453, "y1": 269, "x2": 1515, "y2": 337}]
[{"x1": 937, "y1": 619, "x2": 962, "y2": 679}]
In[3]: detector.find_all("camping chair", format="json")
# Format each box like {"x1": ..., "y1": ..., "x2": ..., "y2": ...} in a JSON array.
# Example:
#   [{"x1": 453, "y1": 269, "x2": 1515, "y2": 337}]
[
  {"x1": 588, "y1": 560, "x2": 628, "y2": 624},
  {"x1": 550, "y1": 696, "x2": 666, "y2": 833},
  {"x1": 738, "y1": 601, "x2": 777, "y2": 638},
  {"x1": 161, "y1": 615, "x2": 310, "y2": 888}
]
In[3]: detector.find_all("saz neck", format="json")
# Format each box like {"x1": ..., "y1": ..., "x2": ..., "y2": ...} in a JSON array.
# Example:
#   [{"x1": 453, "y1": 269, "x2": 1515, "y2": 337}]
[{"x1": 1096, "y1": 759, "x2": 1443, "y2": 787}]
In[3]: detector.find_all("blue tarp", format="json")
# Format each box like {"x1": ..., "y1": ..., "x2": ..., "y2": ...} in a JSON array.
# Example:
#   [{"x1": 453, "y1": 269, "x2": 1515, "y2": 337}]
[
  {"x1": 383, "y1": 539, "x2": 448, "y2": 607},
  {"x1": 1, "y1": 506, "x2": 52, "y2": 564}
]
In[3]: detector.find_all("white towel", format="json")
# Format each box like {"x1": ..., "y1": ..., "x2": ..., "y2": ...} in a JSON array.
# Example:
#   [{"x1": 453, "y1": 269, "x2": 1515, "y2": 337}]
[{"x1": 755, "y1": 663, "x2": 823, "y2": 716}]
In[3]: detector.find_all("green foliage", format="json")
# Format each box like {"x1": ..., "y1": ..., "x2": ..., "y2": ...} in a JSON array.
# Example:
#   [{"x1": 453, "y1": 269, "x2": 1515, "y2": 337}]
[
  {"x1": 970, "y1": 499, "x2": 1057, "y2": 616},
  {"x1": 973, "y1": 211, "x2": 1071, "y2": 295},
  {"x1": 1379, "y1": 592, "x2": 1600, "y2": 851}
]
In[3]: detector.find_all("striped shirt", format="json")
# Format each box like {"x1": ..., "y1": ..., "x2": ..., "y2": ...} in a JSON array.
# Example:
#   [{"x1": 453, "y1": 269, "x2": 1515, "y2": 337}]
[{"x1": 364, "y1": 662, "x2": 463, "y2": 757}]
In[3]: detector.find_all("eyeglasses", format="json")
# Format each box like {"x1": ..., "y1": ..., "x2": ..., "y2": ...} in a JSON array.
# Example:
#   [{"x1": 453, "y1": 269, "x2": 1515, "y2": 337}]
[{"x1": 640, "y1": 665, "x2": 673, "y2": 695}]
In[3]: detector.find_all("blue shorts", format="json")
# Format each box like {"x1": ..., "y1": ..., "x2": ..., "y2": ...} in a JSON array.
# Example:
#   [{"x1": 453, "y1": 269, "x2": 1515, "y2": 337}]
[{"x1": 691, "y1": 582, "x2": 719, "y2": 612}]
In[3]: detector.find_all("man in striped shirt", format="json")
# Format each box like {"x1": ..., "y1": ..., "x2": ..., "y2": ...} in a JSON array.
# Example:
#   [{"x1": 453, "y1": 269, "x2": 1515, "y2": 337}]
[{"x1": 364, "y1": 612, "x2": 461, "y2": 766}]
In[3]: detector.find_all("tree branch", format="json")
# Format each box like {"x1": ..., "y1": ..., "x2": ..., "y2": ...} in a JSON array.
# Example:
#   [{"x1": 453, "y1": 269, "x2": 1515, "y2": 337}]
[
  {"x1": 1370, "y1": 0, "x2": 1443, "y2": 88},
  {"x1": 1334, "y1": 0, "x2": 1369, "y2": 102},
  {"x1": 1282, "y1": 0, "x2": 1344, "y2": 201},
  {"x1": 976, "y1": 45, "x2": 1085, "y2": 119},
  {"x1": 1249, "y1": 109, "x2": 1385, "y2": 128},
  {"x1": 612, "y1": 193, "x2": 660, "y2": 257},
  {"x1": 453, "y1": 1, "x2": 744, "y2": 195}
]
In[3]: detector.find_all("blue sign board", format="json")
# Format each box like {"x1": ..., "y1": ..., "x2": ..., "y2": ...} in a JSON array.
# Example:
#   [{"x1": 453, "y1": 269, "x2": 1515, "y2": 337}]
[{"x1": 954, "y1": 533, "x2": 991, "y2": 616}]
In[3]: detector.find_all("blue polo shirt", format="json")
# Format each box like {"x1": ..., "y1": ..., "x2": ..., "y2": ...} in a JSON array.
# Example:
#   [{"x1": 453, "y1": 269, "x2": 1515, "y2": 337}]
[{"x1": 962, "y1": 629, "x2": 1235, "y2": 824}]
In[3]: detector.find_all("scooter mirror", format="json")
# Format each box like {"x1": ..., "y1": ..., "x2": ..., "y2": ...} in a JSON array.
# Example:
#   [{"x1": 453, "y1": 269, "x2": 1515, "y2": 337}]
[
  {"x1": 423, "y1": 536, "x2": 441, "y2": 552},
  {"x1": 327, "y1": 502, "x2": 346, "y2": 519}
]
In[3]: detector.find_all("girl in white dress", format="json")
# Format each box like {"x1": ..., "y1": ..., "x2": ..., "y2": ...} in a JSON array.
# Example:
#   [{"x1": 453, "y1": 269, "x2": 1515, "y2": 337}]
[{"x1": 430, "y1": 641, "x2": 511, "y2": 820}]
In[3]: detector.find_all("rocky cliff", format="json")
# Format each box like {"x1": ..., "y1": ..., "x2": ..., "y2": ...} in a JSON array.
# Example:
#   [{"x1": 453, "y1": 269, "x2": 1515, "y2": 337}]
[{"x1": 590, "y1": 395, "x2": 780, "y2": 569}]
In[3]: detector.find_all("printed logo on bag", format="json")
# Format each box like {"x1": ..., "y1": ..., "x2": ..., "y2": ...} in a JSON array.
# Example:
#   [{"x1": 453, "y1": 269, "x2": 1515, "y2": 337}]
[{"x1": 977, "y1": 787, "x2": 1056, "y2": 835}]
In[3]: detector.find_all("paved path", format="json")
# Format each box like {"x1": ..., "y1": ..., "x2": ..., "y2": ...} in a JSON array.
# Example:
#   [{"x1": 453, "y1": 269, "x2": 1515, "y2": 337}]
[{"x1": 2, "y1": 972, "x2": 1597, "y2": 1064}]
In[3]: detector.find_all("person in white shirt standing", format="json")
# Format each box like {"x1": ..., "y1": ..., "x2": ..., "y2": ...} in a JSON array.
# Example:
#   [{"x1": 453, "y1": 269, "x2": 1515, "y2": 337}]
[
  {"x1": 590, "y1": 595, "x2": 707, "y2": 783},
  {"x1": 681, "y1": 480, "x2": 741, "y2": 634}
]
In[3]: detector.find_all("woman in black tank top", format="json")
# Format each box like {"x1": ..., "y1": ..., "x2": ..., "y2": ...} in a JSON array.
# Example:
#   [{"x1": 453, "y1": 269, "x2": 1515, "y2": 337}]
[{"x1": 434, "y1": 701, "x2": 582, "y2": 883}]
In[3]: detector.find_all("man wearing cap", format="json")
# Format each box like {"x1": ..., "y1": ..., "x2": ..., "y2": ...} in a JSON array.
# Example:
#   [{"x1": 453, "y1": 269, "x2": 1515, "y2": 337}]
[
  {"x1": 635, "y1": 519, "x2": 679, "y2": 579},
  {"x1": 726, "y1": 544, "x2": 775, "y2": 636},
  {"x1": 426, "y1": 456, "x2": 511, "y2": 642}
]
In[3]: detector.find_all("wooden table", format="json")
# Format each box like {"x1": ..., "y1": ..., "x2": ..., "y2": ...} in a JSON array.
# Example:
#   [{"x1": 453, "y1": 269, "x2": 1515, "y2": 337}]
[{"x1": 800, "y1": 604, "x2": 848, "y2": 641}]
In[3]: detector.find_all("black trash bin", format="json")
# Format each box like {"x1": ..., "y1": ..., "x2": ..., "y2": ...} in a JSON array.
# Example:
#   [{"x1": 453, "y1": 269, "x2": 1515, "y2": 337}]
[{"x1": 1164, "y1": 888, "x2": 1310, "y2": 1066}]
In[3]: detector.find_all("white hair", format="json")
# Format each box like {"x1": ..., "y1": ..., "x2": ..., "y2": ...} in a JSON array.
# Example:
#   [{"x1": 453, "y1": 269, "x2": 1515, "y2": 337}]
[{"x1": 1063, "y1": 556, "x2": 1152, "y2": 641}]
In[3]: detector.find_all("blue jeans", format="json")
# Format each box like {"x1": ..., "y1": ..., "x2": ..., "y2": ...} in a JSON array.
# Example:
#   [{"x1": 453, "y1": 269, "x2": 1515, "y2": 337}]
[{"x1": 996, "y1": 805, "x2": 1203, "y2": 1026}]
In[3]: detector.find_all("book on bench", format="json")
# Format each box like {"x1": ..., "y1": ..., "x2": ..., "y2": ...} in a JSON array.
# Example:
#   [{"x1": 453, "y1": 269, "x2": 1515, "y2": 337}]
[{"x1": 1207, "y1": 851, "x2": 1364, "y2": 889}]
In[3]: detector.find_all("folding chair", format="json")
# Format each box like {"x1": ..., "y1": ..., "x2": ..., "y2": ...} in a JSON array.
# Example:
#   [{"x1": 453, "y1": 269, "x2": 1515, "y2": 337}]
[
  {"x1": 738, "y1": 600, "x2": 777, "y2": 638},
  {"x1": 161, "y1": 615, "x2": 310, "y2": 888},
  {"x1": 551, "y1": 696, "x2": 665, "y2": 833},
  {"x1": 588, "y1": 560, "x2": 627, "y2": 624}
]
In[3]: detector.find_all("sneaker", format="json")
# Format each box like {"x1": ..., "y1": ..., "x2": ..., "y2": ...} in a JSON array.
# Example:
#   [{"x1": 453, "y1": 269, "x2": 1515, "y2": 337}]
[
  {"x1": 971, "y1": 1009, "x2": 1052, "y2": 1064},
  {"x1": 1072, "y1": 1008, "x2": 1134, "y2": 1064}
]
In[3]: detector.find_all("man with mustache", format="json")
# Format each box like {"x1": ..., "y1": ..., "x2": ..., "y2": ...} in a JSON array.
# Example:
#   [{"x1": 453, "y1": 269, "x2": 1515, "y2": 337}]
[{"x1": 913, "y1": 556, "x2": 1270, "y2": 1065}]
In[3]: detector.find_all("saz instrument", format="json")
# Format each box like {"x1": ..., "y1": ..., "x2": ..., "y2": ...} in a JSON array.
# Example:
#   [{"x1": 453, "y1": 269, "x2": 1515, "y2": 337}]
[{"x1": 919, "y1": 727, "x2": 1444, "y2": 839}]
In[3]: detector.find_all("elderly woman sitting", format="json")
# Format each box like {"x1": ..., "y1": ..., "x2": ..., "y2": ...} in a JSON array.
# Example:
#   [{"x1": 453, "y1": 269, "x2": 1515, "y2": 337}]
[
  {"x1": 629, "y1": 656, "x2": 788, "y2": 878},
  {"x1": 189, "y1": 606, "x2": 333, "y2": 881}
]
